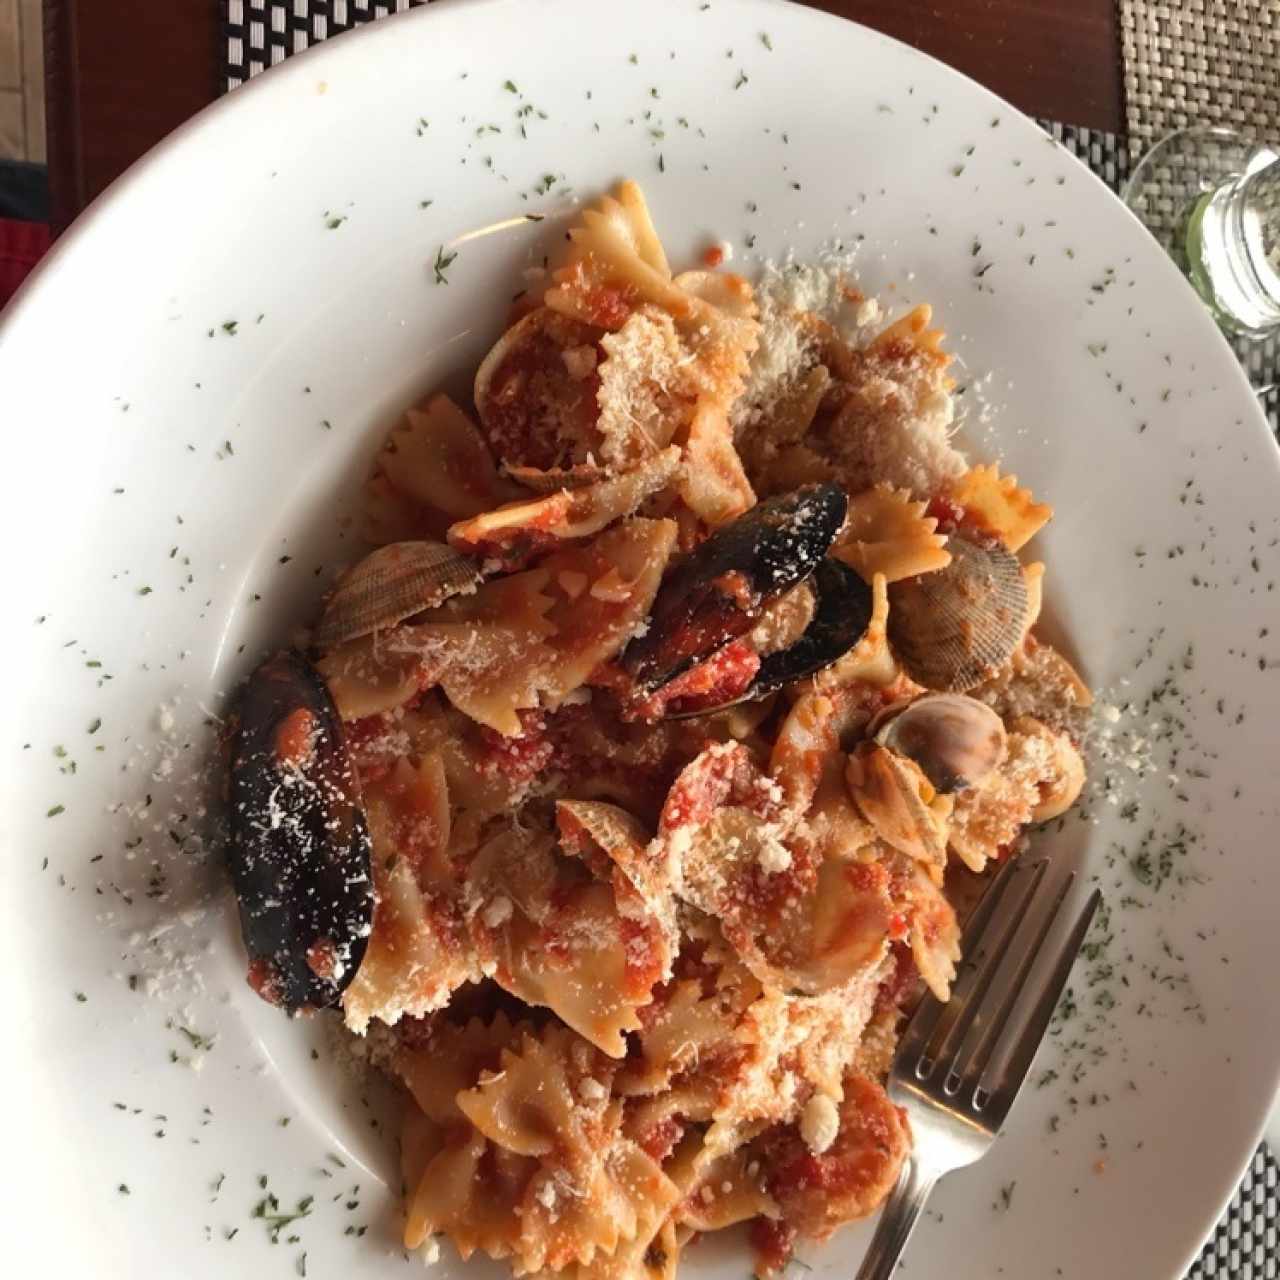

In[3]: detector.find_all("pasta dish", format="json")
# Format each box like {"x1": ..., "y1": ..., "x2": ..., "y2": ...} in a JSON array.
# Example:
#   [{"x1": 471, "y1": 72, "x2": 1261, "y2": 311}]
[{"x1": 226, "y1": 180, "x2": 1090, "y2": 1279}]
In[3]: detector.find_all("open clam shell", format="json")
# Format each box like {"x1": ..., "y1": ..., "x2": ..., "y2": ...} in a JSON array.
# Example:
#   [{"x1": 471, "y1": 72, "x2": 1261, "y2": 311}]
[
  {"x1": 870, "y1": 692, "x2": 1007, "y2": 794},
  {"x1": 228, "y1": 650, "x2": 373, "y2": 1013},
  {"x1": 886, "y1": 535, "x2": 1029, "y2": 692},
  {"x1": 846, "y1": 743, "x2": 948, "y2": 871},
  {"x1": 314, "y1": 540, "x2": 481, "y2": 652},
  {"x1": 504, "y1": 462, "x2": 607, "y2": 493},
  {"x1": 473, "y1": 306, "x2": 604, "y2": 470},
  {"x1": 621, "y1": 483, "x2": 849, "y2": 693}
]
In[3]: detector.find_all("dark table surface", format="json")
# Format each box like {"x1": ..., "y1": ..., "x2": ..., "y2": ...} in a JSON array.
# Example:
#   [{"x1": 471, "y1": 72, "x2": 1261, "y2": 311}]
[{"x1": 42, "y1": 0, "x2": 1121, "y2": 232}]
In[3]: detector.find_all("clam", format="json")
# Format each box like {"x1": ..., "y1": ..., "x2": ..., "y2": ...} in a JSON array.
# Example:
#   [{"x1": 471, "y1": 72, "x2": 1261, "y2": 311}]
[
  {"x1": 886, "y1": 534, "x2": 1029, "y2": 692},
  {"x1": 473, "y1": 306, "x2": 605, "y2": 470},
  {"x1": 845, "y1": 743, "x2": 948, "y2": 870},
  {"x1": 504, "y1": 462, "x2": 606, "y2": 493},
  {"x1": 870, "y1": 693, "x2": 1007, "y2": 794},
  {"x1": 227, "y1": 650, "x2": 373, "y2": 1013},
  {"x1": 314, "y1": 540, "x2": 481, "y2": 652},
  {"x1": 621, "y1": 484, "x2": 849, "y2": 694}
]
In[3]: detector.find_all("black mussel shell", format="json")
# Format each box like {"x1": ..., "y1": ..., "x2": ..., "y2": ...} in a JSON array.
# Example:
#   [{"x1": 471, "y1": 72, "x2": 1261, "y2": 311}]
[
  {"x1": 664, "y1": 558, "x2": 874, "y2": 718},
  {"x1": 748, "y1": 558, "x2": 874, "y2": 698},
  {"x1": 622, "y1": 484, "x2": 849, "y2": 692},
  {"x1": 228, "y1": 650, "x2": 373, "y2": 1014}
]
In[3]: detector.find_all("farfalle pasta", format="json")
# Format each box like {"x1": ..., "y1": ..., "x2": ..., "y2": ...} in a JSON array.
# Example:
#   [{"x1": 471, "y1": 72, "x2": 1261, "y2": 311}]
[
  {"x1": 834, "y1": 483, "x2": 952, "y2": 583},
  {"x1": 224, "y1": 180, "x2": 1092, "y2": 1280}
]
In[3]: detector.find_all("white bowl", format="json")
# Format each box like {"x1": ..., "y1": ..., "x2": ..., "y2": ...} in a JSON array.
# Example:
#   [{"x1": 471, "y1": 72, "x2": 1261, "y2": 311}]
[{"x1": 3, "y1": 2, "x2": 1279, "y2": 1277}]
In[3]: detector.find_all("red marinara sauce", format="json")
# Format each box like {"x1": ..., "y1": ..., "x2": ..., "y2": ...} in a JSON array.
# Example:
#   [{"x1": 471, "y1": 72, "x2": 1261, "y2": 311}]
[{"x1": 749, "y1": 1217, "x2": 798, "y2": 1276}]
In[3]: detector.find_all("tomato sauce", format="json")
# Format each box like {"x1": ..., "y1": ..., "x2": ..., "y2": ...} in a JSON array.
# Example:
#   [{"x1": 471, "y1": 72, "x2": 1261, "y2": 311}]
[
  {"x1": 247, "y1": 957, "x2": 285, "y2": 1008},
  {"x1": 925, "y1": 493, "x2": 965, "y2": 532},
  {"x1": 875, "y1": 941, "x2": 919, "y2": 1014},
  {"x1": 582, "y1": 284, "x2": 636, "y2": 329},
  {"x1": 476, "y1": 711, "x2": 554, "y2": 786},
  {"x1": 637, "y1": 639, "x2": 761, "y2": 720},
  {"x1": 637, "y1": 1116, "x2": 684, "y2": 1163},
  {"x1": 620, "y1": 916, "x2": 665, "y2": 997},
  {"x1": 749, "y1": 1217, "x2": 797, "y2": 1276},
  {"x1": 273, "y1": 707, "x2": 315, "y2": 768},
  {"x1": 660, "y1": 740, "x2": 754, "y2": 831}
]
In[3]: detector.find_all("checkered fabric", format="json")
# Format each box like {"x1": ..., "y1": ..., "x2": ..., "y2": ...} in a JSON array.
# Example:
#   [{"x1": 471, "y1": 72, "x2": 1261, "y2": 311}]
[{"x1": 223, "y1": 0, "x2": 426, "y2": 88}]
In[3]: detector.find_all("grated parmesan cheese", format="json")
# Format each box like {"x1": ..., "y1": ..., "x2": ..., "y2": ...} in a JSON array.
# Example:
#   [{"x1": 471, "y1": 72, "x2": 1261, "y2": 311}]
[
  {"x1": 595, "y1": 309, "x2": 691, "y2": 469},
  {"x1": 800, "y1": 1093, "x2": 840, "y2": 1154},
  {"x1": 578, "y1": 1077, "x2": 607, "y2": 1103},
  {"x1": 756, "y1": 827, "x2": 792, "y2": 875}
]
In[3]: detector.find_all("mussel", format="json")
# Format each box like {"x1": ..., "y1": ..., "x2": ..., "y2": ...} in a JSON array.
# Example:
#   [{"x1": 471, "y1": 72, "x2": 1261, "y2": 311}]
[
  {"x1": 886, "y1": 534, "x2": 1028, "y2": 692},
  {"x1": 314, "y1": 540, "x2": 481, "y2": 652},
  {"x1": 870, "y1": 692, "x2": 1007, "y2": 794},
  {"x1": 621, "y1": 484, "x2": 849, "y2": 692},
  {"x1": 749, "y1": 559, "x2": 875, "y2": 699},
  {"x1": 227, "y1": 650, "x2": 373, "y2": 1013}
]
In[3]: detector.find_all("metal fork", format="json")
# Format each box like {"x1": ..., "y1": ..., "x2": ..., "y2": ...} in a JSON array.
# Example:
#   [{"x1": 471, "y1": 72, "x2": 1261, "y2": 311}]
[{"x1": 854, "y1": 856, "x2": 1102, "y2": 1280}]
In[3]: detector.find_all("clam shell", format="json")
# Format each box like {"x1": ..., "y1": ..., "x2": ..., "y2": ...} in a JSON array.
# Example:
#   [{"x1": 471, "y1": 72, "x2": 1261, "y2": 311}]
[
  {"x1": 473, "y1": 306, "x2": 603, "y2": 470},
  {"x1": 555, "y1": 800, "x2": 670, "y2": 925},
  {"x1": 871, "y1": 693, "x2": 1007, "y2": 793},
  {"x1": 846, "y1": 744, "x2": 948, "y2": 871},
  {"x1": 505, "y1": 462, "x2": 606, "y2": 493},
  {"x1": 315, "y1": 540, "x2": 480, "y2": 651},
  {"x1": 886, "y1": 535, "x2": 1029, "y2": 692}
]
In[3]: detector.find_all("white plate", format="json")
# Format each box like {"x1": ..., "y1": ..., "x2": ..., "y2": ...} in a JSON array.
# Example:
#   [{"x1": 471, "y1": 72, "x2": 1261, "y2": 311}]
[{"x1": 4, "y1": 1, "x2": 1279, "y2": 1276}]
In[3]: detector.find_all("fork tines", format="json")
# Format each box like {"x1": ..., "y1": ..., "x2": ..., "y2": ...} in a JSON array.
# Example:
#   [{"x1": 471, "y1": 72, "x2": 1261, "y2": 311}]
[{"x1": 897, "y1": 855, "x2": 1102, "y2": 1124}]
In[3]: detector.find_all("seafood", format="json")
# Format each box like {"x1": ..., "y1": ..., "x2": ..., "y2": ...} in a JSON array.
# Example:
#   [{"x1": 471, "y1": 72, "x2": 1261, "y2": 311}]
[
  {"x1": 1015, "y1": 715, "x2": 1087, "y2": 822},
  {"x1": 750, "y1": 559, "x2": 875, "y2": 699},
  {"x1": 886, "y1": 534, "x2": 1029, "y2": 692},
  {"x1": 846, "y1": 743, "x2": 949, "y2": 870},
  {"x1": 447, "y1": 447, "x2": 681, "y2": 569},
  {"x1": 473, "y1": 306, "x2": 605, "y2": 470},
  {"x1": 658, "y1": 559, "x2": 878, "y2": 719},
  {"x1": 227, "y1": 650, "x2": 373, "y2": 1012},
  {"x1": 504, "y1": 462, "x2": 605, "y2": 493},
  {"x1": 870, "y1": 692, "x2": 1007, "y2": 794},
  {"x1": 314, "y1": 540, "x2": 481, "y2": 651},
  {"x1": 621, "y1": 484, "x2": 849, "y2": 696}
]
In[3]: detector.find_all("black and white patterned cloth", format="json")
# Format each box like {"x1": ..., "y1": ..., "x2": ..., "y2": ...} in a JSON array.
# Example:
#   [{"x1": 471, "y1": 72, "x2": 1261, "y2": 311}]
[{"x1": 219, "y1": 6, "x2": 1280, "y2": 1275}]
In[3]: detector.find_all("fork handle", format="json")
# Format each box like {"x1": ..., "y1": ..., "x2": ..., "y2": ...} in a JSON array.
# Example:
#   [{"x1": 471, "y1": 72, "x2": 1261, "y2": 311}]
[{"x1": 853, "y1": 1157, "x2": 939, "y2": 1280}]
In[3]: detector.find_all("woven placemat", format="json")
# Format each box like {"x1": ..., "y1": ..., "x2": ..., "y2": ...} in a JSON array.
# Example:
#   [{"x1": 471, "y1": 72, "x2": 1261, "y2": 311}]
[
  {"x1": 219, "y1": 5, "x2": 1277, "y2": 1276},
  {"x1": 1121, "y1": 0, "x2": 1279, "y2": 152}
]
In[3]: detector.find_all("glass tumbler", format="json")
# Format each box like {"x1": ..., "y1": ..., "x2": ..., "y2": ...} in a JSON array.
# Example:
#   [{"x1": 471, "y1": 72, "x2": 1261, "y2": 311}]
[{"x1": 1123, "y1": 126, "x2": 1280, "y2": 338}]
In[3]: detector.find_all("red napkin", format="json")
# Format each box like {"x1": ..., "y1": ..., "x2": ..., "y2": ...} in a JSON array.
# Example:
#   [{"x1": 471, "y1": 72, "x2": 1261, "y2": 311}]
[{"x1": 0, "y1": 218, "x2": 52, "y2": 309}]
